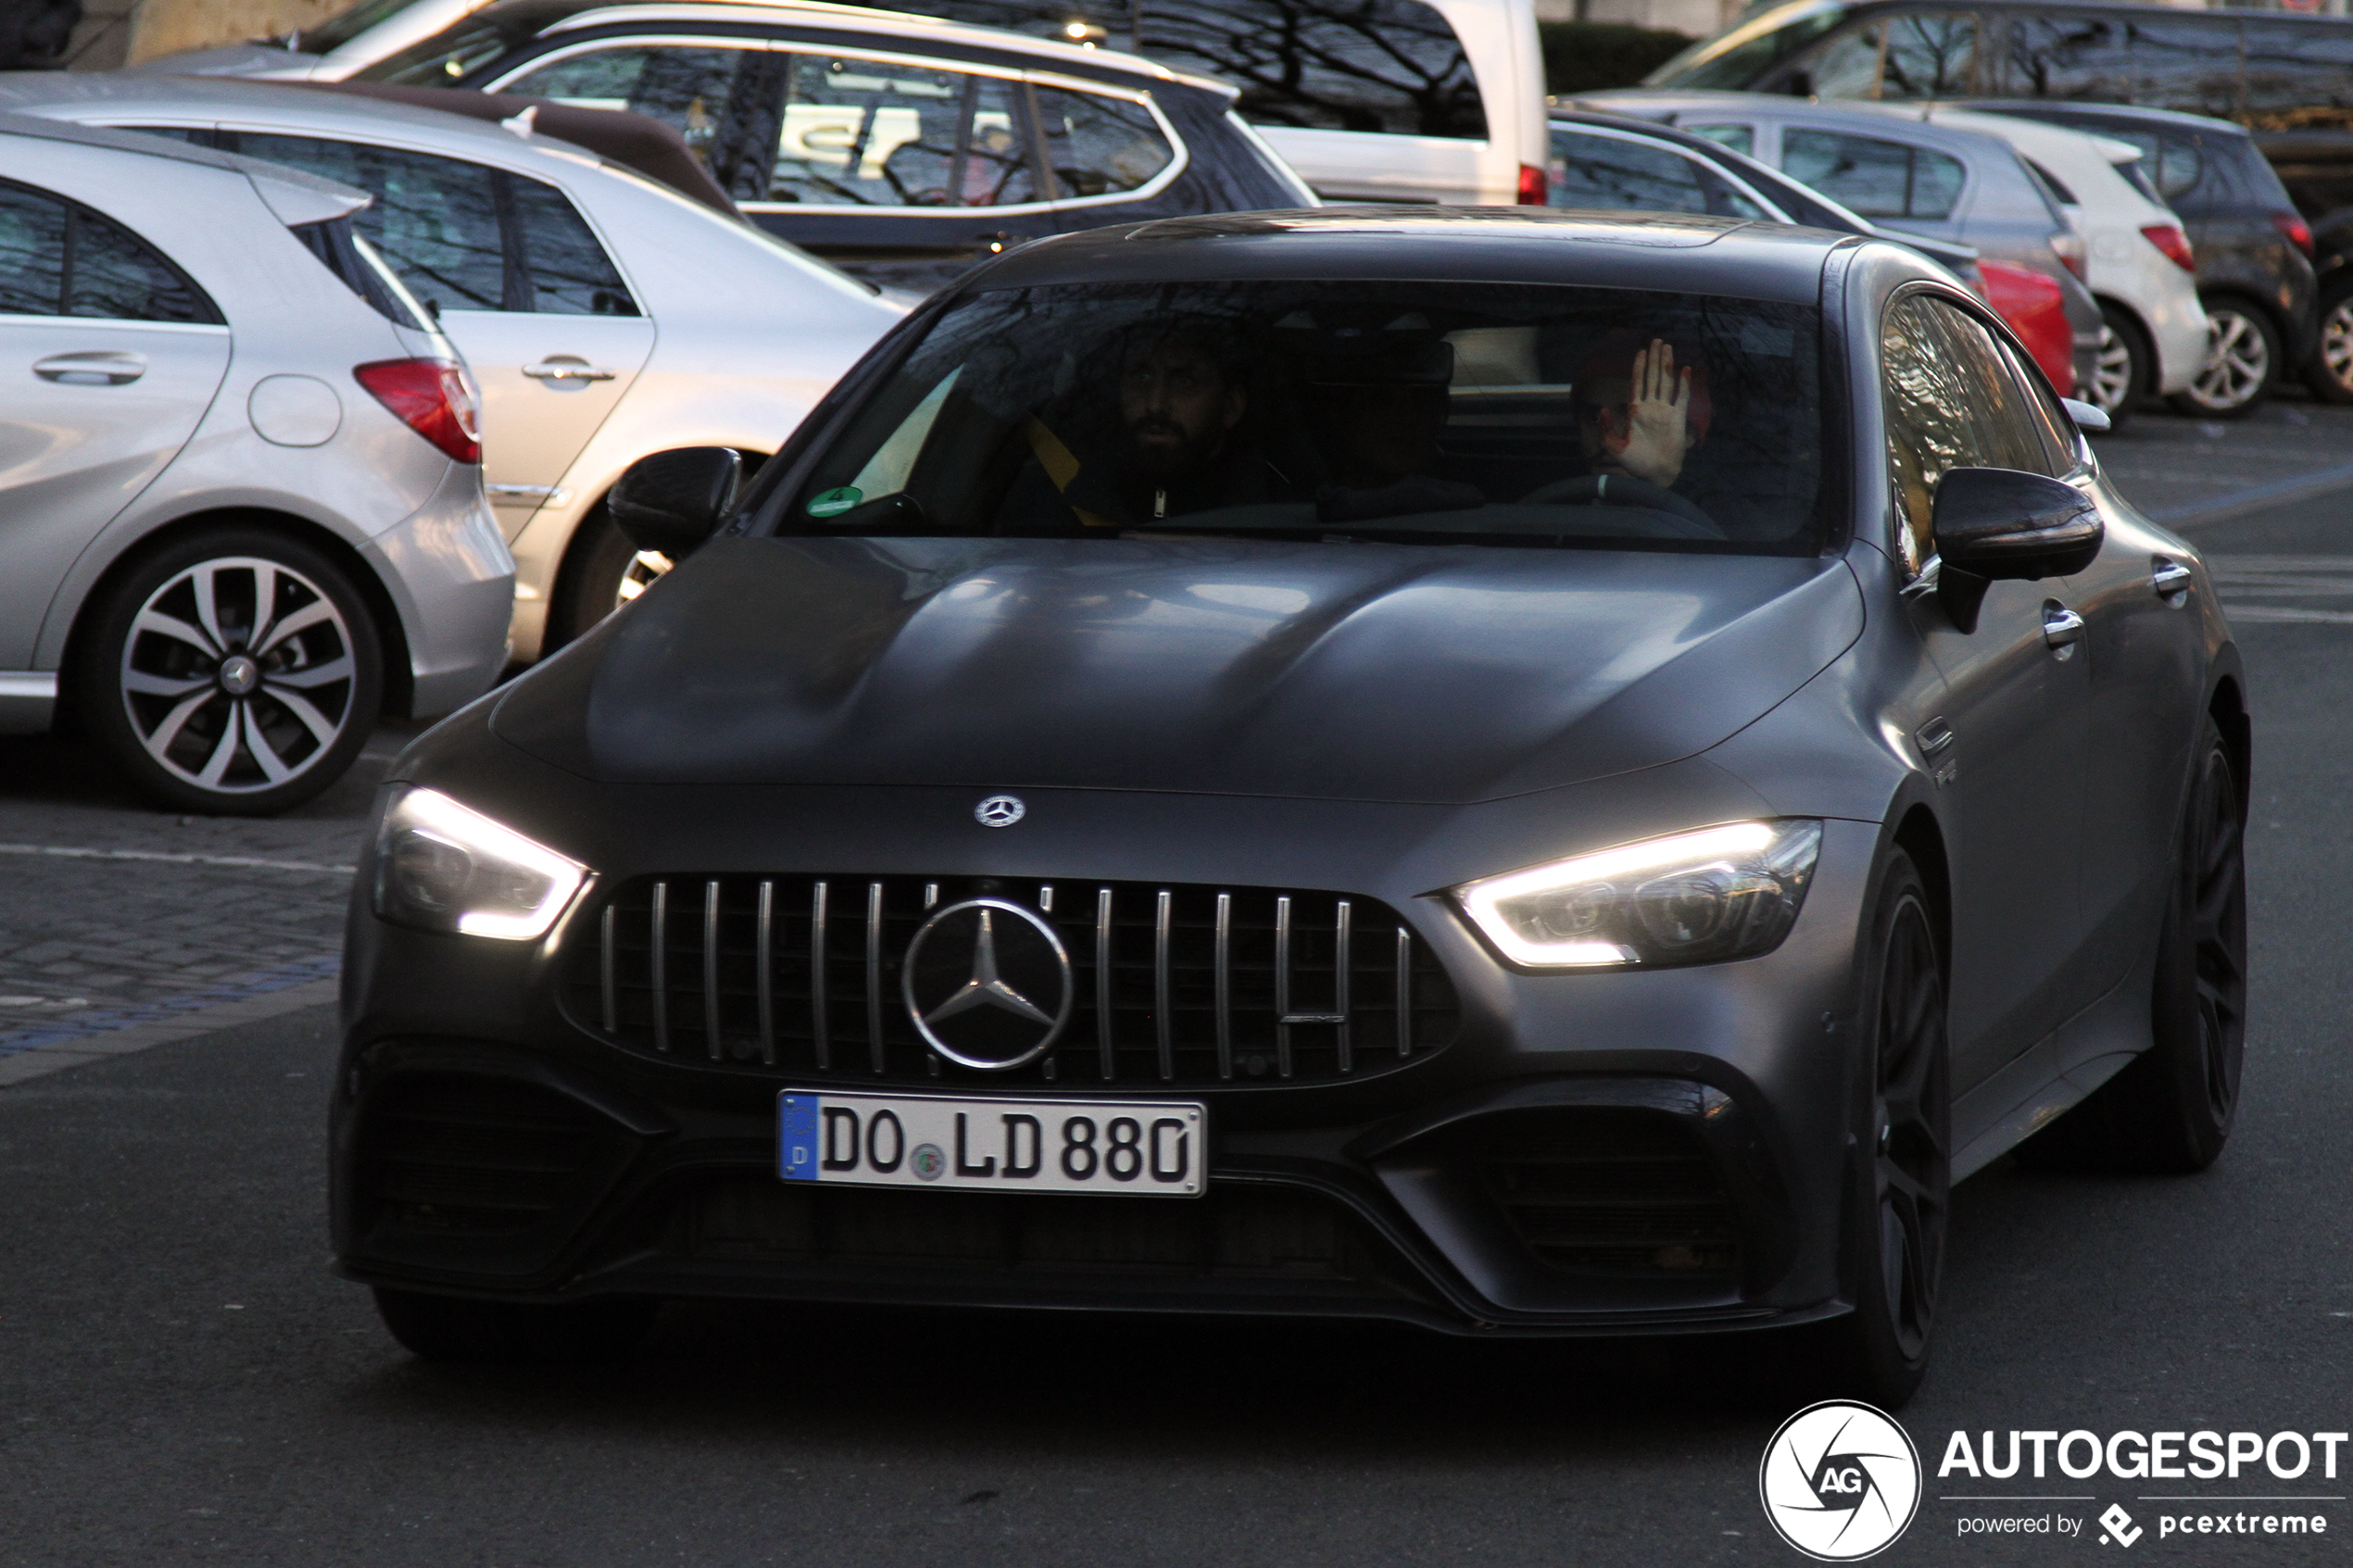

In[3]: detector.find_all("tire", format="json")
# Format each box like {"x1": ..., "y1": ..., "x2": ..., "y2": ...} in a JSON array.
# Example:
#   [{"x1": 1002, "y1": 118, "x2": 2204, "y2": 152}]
[
  {"x1": 77, "y1": 528, "x2": 382, "y2": 816},
  {"x1": 2169, "y1": 299, "x2": 2278, "y2": 420},
  {"x1": 2088, "y1": 302, "x2": 2151, "y2": 429},
  {"x1": 2022, "y1": 718, "x2": 2247, "y2": 1173},
  {"x1": 373, "y1": 1287, "x2": 658, "y2": 1363},
  {"x1": 2305, "y1": 278, "x2": 2353, "y2": 407},
  {"x1": 1810, "y1": 852, "x2": 1950, "y2": 1410},
  {"x1": 544, "y1": 500, "x2": 672, "y2": 655}
]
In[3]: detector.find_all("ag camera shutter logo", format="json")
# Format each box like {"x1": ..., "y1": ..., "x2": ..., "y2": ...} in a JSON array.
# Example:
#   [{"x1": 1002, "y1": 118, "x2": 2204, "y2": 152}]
[{"x1": 1759, "y1": 1400, "x2": 1922, "y2": 1561}]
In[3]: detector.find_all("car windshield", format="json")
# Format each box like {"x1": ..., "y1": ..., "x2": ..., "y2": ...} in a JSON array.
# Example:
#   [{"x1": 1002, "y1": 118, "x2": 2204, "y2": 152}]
[
  {"x1": 1645, "y1": 0, "x2": 1851, "y2": 89},
  {"x1": 355, "y1": 0, "x2": 574, "y2": 83},
  {"x1": 779, "y1": 280, "x2": 1829, "y2": 553}
]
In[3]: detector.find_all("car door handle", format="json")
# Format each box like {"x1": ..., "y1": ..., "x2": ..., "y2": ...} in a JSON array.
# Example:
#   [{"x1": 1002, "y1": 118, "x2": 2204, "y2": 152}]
[
  {"x1": 522, "y1": 360, "x2": 616, "y2": 383},
  {"x1": 2043, "y1": 605, "x2": 2086, "y2": 649},
  {"x1": 2152, "y1": 559, "x2": 2194, "y2": 603},
  {"x1": 33, "y1": 351, "x2": 145, "y2": 385}
]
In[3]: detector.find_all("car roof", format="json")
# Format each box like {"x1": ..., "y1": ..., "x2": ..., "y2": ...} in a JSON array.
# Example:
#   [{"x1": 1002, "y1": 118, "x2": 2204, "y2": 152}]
[
  {"x1": 1575, "y1": 90, "x2": 2025, "y2": 163},
  {"x1": 1957, "y1": 99, "x2": 2255, "y2": 141},
  {"x1": 527, "y1": 1, "x2": 1232, "y2": 94},
  {"x1": 1884, "y1": 104, "x2": 2142, "y2": 169},
  {"x1": 0, "y1": 109, "x2": 371, "y2": 225},
  {"x1": 966, "y1": 207, "x2": 1858, "y2": 306}
]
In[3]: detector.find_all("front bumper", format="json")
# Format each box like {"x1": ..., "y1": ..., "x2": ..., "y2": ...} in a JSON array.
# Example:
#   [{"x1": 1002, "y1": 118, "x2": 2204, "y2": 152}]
[{"x1": 332, "y1": 746, "x2": 1881, "y2": 1336}]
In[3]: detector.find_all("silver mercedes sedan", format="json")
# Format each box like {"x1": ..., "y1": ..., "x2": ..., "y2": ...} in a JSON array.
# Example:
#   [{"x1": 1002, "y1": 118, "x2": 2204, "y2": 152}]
[
  {"x1": 0, "y1": 74, "x2": 909, "y2": 663},
  {"x1": 0, "y1": 114, "x2": 512, "y2": 815}
]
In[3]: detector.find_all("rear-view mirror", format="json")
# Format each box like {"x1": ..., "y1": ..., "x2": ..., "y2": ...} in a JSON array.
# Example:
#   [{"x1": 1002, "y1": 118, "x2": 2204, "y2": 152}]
[
  {"x1": 610, "y1": 446, "x2": 741, "y2": 561},
  {"x1": 1929, "y1": 466, "x2": 2104, "y2": 633}
]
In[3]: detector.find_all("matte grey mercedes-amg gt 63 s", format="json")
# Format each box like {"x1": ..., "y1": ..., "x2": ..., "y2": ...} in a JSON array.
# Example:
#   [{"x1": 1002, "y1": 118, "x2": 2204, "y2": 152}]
[{"x1": 335, "y1": 208, "x2": 2247, "y2": 1406}]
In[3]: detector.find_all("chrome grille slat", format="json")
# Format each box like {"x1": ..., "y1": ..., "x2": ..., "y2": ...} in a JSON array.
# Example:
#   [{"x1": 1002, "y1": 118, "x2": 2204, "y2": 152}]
[
  {"x1": 576, "y1": 874, "x2": 1457, "y2": 1088},
  {"x1": 702, "y1": 880, "x2": 723, "y2": 1061},
  {"x1": 1095, "y1": 887, "x2": 1115, "y2": 1083},
  {"x1": 865, "y1": 880, "x2": 885, "y2": 1074},
  {"x1": 811, "y1": 880, "x2": 829, "y2": 1070},
  {"x1": 1153, "y1": 888, "x2": 1174, "y2": 1083},
  {"x1": 755, "y1": 880, "x2": 775, "y2": 1066},
  {"x1": 649, "y1": 880, "x2": 670, "y2": 1055}
]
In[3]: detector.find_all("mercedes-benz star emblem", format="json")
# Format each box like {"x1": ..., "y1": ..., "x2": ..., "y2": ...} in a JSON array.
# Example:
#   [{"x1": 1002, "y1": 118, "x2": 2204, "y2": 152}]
[
  {"x1": 900, "y1": 898, "x2": 1073, "y2": 1070},
  {"x1": 975, "y1": 795, "x2": 1026, "y2": 828}
]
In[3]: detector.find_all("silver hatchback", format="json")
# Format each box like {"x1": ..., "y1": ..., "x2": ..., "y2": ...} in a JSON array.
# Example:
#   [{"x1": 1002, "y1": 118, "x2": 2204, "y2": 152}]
[{"x1": 0, "y1": 116, "x2": 513, "y2": 814}]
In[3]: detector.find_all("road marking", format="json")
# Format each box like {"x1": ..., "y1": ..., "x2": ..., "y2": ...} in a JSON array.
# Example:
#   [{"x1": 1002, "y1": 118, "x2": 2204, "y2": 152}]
[
  {"x1": 2222, "y1": 606, "x2": 2353, "y2": 624},
  {"x1": 0, "y1": 955, "x2": 342, "y2": 1085},
  {"x1": 2199, "y1": 557, "x2": 2353, "y2": 624},
  {"x1": 0, "y1": 842, "x2": 355, "y2": 875},
  {"x1": 2145, "y1": 458, "x2": 2353, "y2": 528}
]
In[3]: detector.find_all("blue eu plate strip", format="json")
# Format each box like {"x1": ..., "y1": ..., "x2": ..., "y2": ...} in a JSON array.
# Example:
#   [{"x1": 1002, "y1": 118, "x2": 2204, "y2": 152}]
[{"x1": 778, "y1": 1094, "x2": 819, "y2": 1181}]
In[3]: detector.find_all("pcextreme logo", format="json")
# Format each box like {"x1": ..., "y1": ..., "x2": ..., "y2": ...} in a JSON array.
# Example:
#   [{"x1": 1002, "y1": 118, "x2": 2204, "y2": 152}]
[{"x1": 1759, "y1": 1400, "x2": 1924, "y2": 1561}]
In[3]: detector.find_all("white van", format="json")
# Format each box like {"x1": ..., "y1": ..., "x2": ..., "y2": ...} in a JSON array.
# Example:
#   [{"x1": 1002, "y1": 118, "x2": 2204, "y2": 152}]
[{"x1": 141, "y1": 0, "x2": 1552, "y2": 207}]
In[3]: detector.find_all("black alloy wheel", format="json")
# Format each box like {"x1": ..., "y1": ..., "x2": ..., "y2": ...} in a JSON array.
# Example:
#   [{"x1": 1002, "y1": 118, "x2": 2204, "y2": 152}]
[
  {"x1": 2306, "y1": 278, "x2": 2353, "y2": 406},
  {"x1": 78, "y1": 528, "x2": 382, "y2": 816},
  {"x1": 1814, "y1": 852, "x2": 1950, "y2": 1409},
  {"x1": 373, "y1": 1286, "x2": 659, "y2": 1363},
  {"x1": 2170, "y1": 299, "x2": 2279, "y2": 420},
  {"x1": 2029, "y1": 718, "x2": 2247, "y2": 1173},
  {"x1": 2089, "y1": 302, "x2": 2151, "y2": 429}
]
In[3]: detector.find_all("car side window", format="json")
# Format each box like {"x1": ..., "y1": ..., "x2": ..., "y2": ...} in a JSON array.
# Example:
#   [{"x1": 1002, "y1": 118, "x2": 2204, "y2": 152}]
[
  {"x1": 0, "y1": 181, "x2": 218, "y2": 324},
  {"x1": 494, "y1": 43, "x2": 780, "y2": 199},
  {"x1": 1880, "y1": 294, "x2": 2053, "y2": 574},
  {"x1": 1784, "y1": 130, "x2": 1962, "y2": 220},
  {"x1": 221, "y1": 135, "x2": 636, "y2": 317},
  {"x1": 761, "y1": 54, "x2": 1038, "y2": 208},
  {"x1": 1877, "y1": 12, "x2": 1978, "y2": 99},
  {"x1": 1547, "y1": 129, "x2": 1769, "y2": 220},
  {"x1": 1998, "y1": 15, "x2": 2137, "y2": 102},
  {"x1": 1034, "y1": 86, "x2": 1173, "y2": 200},
  {"x1": 1681, "y1": 122, "x2": 1755, "y2": 157},
  {"x1": 1994, "y1": 336, "x2": 2082, "y2": 478}
]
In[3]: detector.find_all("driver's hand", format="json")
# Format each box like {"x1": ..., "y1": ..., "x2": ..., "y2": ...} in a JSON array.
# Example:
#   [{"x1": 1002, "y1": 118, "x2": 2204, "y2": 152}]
[{"x1": 1601, "y1": 339, "x2": 1692, "y2": 488}]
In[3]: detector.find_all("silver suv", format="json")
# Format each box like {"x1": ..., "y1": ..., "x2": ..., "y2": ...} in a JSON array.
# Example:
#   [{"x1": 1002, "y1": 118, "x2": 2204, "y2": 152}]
[{"x1": 0, "y1": 117, "x2": 513, "y2": 814}]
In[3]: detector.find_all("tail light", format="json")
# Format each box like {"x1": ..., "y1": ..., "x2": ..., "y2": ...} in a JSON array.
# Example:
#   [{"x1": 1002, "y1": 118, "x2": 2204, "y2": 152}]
[
  {"x1": 1516, "y1": 162, "x2": 1548, "y2": 206},
  {"x1": 2141, "y1": 223, "x2": 2196, "y2": 272},
  {"x1": 1980, "y1": 259, "x2": 2076, "y2": 399},
  {"x1": 353, "y1": 358, "x2": 482, "y2": 464},
  {"x1": 2048, "y1": 230, "x2": 2087, "y2": 281},
  {"x1": 2271, "y1": 212, "x2": 2315, "y2": 257}
]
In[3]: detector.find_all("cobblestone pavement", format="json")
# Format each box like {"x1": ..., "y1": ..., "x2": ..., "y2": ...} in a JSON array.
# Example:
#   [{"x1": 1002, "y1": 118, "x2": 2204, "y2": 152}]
[
  {"x1": 4, "y1": 395, "x2": 2350, "y2": 1050},
  {"x1": 0, "y1": 720, "x2": 415, "y2": 1043}
]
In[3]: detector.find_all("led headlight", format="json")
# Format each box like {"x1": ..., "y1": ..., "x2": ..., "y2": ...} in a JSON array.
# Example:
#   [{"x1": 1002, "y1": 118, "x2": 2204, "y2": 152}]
[
  {"x1": 1453, "y1": 820, "x2": 1822, "y2": 970},
  {"x1": 372, "y1": 785, "x2": 587, "y2": 941}
]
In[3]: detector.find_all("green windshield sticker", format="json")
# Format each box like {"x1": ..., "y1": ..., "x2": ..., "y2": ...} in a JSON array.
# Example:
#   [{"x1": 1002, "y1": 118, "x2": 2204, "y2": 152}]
[{"x1": 806, "y1": 485, "x2": 862, "y2": 519}]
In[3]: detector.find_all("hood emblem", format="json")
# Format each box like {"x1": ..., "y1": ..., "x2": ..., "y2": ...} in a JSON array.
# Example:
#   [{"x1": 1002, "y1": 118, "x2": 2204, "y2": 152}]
[
  {"x1": 975, "y1": 794, "x2": 1026, "y2": 828},
  {"x1": 900, "y1": 898, "x2": 1073, "y2": 1070}
]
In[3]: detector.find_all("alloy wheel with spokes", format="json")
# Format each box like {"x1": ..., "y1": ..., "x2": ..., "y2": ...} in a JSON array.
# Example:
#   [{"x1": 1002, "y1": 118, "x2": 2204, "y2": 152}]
[
  {"x1": 82, "y1": 532, "x2": 382, "y2": 814},
  {"x1": 2308, "y1": 286, "x2": 2353, "y2": 406},
  {"x1": 2173, "y1": 306, "x2": 2275, "y2": 417},
  {"x1": 1806, "y1": 852, "x2": 1949, "y2": 1409},
  {"x1": 2090, "y1": 305, "x2": 2149, "y2": 429},
  {"x1": 2182, "y1": 738, "x2": 2248, "y2": 1134}
]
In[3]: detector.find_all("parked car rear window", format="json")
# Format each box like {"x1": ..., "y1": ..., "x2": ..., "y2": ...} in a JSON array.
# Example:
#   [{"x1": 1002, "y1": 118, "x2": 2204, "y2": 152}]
[
  {"x1": 885, "y1": 0, "x2": 1487, "y2": 139},
  {"x1": 783, "y1": 281, "x2": 1828, "y2": 553},
  {"x1": 0, "y1": 182, "x2": 220, "y2": 324}
]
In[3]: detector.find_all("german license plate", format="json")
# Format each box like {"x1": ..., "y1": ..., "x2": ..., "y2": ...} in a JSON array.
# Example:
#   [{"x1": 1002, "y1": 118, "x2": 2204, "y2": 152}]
[{"x1": 779, "y1": 1090, "x2": 1204, "y2": 1197}]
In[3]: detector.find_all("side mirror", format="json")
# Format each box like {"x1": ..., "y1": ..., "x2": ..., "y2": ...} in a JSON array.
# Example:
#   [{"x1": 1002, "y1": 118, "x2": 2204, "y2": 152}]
[
  {"x1": 610, "y1": 446, "x2": 740, "y2": 560},
  {"x1": 2060, "y1": 396, "x2": 2110, "y2": 433},
  {"x1": 1929, "y1": 466, "x2": 2103, "y2": 633}
]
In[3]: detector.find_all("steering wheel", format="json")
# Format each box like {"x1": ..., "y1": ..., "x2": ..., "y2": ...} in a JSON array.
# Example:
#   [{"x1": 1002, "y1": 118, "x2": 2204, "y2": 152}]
[{"x1": 1520, "y1": 473, "x2": 1718, "y2": 533}]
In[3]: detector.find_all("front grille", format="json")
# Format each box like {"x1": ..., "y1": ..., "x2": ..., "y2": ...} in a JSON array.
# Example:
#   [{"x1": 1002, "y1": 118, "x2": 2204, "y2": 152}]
[
  {"x1": 1479, "y1": 1110, "x2": 1740, "y2": 1278},
  {"x1": 562, "y1": 875, "x2": 1458, "y2": 1088},
  {"x1": 680, "y1": 1174, "x2": 1365, "y2": 1280},
  {"x1": 355, "y1": 1074, "x2": 608, "y2": 1237}
]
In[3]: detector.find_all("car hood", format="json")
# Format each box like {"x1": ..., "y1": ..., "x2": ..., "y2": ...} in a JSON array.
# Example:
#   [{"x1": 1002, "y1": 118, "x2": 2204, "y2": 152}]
[{"x1": 491, "y1": 535, "x2": 1863, "y2": 804}]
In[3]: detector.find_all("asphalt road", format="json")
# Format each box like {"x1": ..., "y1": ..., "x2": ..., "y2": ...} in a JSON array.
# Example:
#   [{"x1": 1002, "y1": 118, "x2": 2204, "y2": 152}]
[{"x1": 4, "y1": 403, "x2": 2352, "y2": 1566}]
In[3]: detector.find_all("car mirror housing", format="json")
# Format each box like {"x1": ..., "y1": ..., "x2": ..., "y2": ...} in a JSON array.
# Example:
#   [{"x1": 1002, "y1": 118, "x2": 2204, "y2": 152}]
[
  {"x1": 2060, "y1": 396, "x2": 2111, "y2": 433},
  {"x1": 610, "y1": 446, "x2": 741, "y2": 560},
  {"x1": 1929, "y1": 466, "x2": 2105, "y2": 633}
]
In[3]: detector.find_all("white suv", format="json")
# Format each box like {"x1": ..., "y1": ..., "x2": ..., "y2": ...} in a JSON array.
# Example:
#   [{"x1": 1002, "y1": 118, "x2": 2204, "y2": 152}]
[{"x1": 0, "y1": 116, "x2": 513, "y2": 814}]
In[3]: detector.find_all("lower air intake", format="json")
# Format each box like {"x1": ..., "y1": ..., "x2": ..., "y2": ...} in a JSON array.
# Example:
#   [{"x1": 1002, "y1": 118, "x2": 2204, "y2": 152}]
[{"x1": 1479, "y1": 1108, "x2": 1740, "y2": 1278}]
